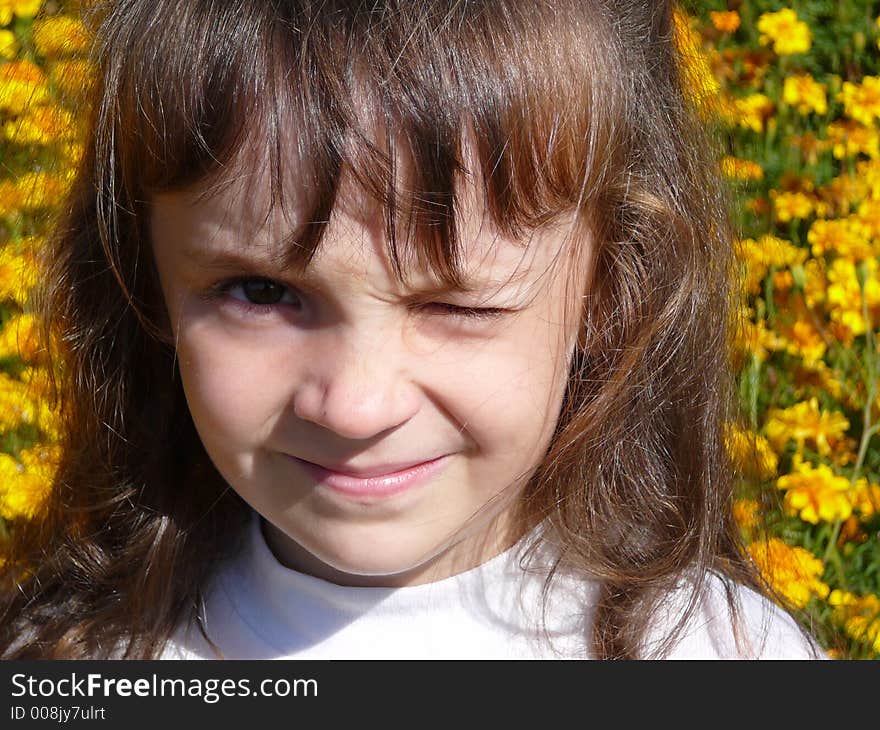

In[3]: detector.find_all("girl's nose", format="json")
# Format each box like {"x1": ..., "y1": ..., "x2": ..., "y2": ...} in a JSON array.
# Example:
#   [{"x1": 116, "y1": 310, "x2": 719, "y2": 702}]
[{"x1": 290, "y1": 330, "x2": 421, "y2": 440}]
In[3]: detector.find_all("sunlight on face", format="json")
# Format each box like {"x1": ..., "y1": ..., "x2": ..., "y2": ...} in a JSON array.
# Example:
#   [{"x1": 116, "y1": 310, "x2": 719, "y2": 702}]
[{"x1": 149, "y1": 144, "x2": 592, "y2": 587}]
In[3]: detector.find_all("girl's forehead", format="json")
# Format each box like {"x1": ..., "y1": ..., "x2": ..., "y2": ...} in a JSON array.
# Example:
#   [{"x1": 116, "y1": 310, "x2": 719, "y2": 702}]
[{"x1": 153, "y1": 143, "x2": 577, "y2": 297}]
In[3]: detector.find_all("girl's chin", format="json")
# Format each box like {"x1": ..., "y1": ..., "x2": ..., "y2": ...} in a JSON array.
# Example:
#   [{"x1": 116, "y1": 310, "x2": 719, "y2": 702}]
[{"x1": 262, "y1": 522, "x2": 455, "y2": 586}]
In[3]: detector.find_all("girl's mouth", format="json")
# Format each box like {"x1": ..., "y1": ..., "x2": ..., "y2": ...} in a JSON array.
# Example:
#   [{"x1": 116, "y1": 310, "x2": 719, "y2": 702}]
[{"x1": 286, "y1": 454, "x2": 450, "y2": 500}]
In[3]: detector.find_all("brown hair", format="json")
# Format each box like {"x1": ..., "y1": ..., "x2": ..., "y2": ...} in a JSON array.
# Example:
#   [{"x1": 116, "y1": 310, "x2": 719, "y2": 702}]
[{"x1": 0, "y1": 0, "x2": 804, "y2": 659}]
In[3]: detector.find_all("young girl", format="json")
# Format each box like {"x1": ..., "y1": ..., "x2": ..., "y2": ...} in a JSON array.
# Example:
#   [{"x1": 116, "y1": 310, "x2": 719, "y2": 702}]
[{"x1": 0, "y1": 0, "x2": 825, "y2": 660}]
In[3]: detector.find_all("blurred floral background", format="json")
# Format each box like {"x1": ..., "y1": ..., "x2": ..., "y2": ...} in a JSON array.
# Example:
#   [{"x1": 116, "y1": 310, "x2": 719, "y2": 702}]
[{"x1": 0, "y1": 0, "x2": 877, "y2": 658}]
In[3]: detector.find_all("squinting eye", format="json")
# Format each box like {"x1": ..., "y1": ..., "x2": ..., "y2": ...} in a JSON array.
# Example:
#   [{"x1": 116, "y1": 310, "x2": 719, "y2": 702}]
[
  {"x1": 419, "y1": 302, "x2": 507, "y2": 320},
  {"x1": 204, "y1": 279, "x2": 507, "y2": 322}
]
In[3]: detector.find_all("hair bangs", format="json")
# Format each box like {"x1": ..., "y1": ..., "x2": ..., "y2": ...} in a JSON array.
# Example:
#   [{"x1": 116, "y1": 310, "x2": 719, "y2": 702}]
[{"x1": 90, "y1": 0, "x2": 618, "y2": 294}]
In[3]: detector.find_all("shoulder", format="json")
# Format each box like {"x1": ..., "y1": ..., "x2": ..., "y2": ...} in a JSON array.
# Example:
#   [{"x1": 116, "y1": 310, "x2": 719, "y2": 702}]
[{"x1": 648, "y1": 571, "x2": 828, "y2": 660}]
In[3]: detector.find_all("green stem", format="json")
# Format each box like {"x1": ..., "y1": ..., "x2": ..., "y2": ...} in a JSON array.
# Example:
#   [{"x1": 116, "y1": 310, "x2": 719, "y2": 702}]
[
  {"x1": 764, "y1": 267, "x2": 777, "y2": 322},
  {"x1": 820, "y1": 264, "x2": 877, "y2": 588},
  {"x1": 823, "y1": 518, "x2": 842, "y2": 564},
  {"x1": 850, "y1": 261, "x2": 878, "y2": 486},
  {"x1": 749, "y1": 351, "x2": 760, "y2": 432},
  {"x1": 821, "y1": 515, "x2": 848, "y2": 591}
]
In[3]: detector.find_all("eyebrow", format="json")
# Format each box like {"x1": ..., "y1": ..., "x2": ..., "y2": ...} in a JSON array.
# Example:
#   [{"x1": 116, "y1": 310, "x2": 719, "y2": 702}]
[{"x1": 180, "y1": 244, "x2": 537, "y2": 295}]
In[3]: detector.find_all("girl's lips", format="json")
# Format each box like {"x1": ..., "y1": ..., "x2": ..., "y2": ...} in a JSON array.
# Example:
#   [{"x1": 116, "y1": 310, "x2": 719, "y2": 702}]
[{"x1": 287, "y1": 454, "x2": 450, "y2": 500}]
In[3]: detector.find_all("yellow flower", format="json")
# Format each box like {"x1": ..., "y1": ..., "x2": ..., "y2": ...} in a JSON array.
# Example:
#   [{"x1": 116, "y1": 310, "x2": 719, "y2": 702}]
[
  {"x1": 855, "y1": 157, "x2": 880, "y2": 200},
  {"x1": 0, "y1": 371, "x2": 39, "y2": 432},
  {"x1": 721, "y1": 156, "x2": 763, "y2": 182},
  {"x1": 794, "y1": 359, "x2": 843, "y2": 401},
  {"x1": 771, "y1": 191, "x2": 814, "y2": 223},
  {"x1": 0, "y1": 171, "x2": 71, "y2": 219},
  {"x1": 782, "y1": 319, "x2": 826, "y2": 364},
  {"x1": 709, "y1": 10, "x2": 740, "y2": 34},
  {"x1": 725, "y1": 423, "x2": 778, "y2": 480},
  {"x1": 840, "y1": 77, "x2": 880, "y2": 127},
  {"x1": 733, "y1": 499, "x2": 761, "y2": 535},
  {"x1": 729, "y1": 93, "x2": 774, "y2": 133},
  {"x1": 0, "y1": 366, "x2": 64, "y2": 442},
  {"x1": 0, "y1": 312, "x2": 47, "y2": 364},
  {"x1": 0, "y1": 441, "x2": 59, "y2": 522},
  {"x1": 808, "y1": 218, "x2": 876, "y2": 261},
  {"x1": 802, "y1": 258, "x2": 827, "y2": 309},
  {"x1": 0, "y1": 28, "x2": 16, "y2": 59},
  {"x1": 47, "y1": 58, "x2": 92, "y2": 100},
  {"x1": 820, "y1": 170, "x2": 868, "y2": 215},
  {"x1": 757, "y1": 9, "x2": 812, "y2": 56},
  {"x1": 0, "y1": 59, "x2": 48, "y2": 114},
  {"x1": 19, "y1": 366, "x2": 63, "y2": 442},
  {"x1": 0, "y1": 239, "x2": 39, "y2": 306},
  {"x1": 826, "y1": 120, "x2": 880, "y2": 160},
  {"x1": 0, "y1": 0, "x2": 41, "y2": 26},
  {"x1": 855, "y1": 199, "x2": 880, "y2": 242},
  {"x1": 735, "y1": 234, "x2": 808, "y2": 295},
  {"x1": 851, "y1": 479, "x2": 880, "y2": 519},
  {"x1": 58, "y1": 140, "x2": 83, "y2": 168},
  {"x1": 783, "y1": 74, "x2": 827, "y2": 116},
  {"x1": 826, "y1": 257, "x2": 880, "y2": 337},
  {"x1": 748, "y1": 538, "x2": 829, "y2": 609},
  {"x1": 738, "y1": 234, "x2": 807, "y2": 267},
  {"x1": 732, "y1": 314, "x2": 787, "y2": 363},
  {"x1": 764, "y1": 397, "x2": 850, "y2": 457},
  {"x1": 776, "y1": 453, "x2": 853, "y2": 524},
  {"x1": 32, "y1": 15, "x2": 91, "y2": 58},
  {"x1": 18, "y1": 442, "x2": 61, "y2": 481},
  {"x1": 829, "y1": 590, "x2": 880, "y2": 654},
  {"x1": 0, "y1": 450, "x2": 52, "y2": 521},
  {"x1": 3, "y1": 104, "x2": 76, "y2": 145},
  {"x1": 672, "y1": 8, "x2": 720, "y2": 117}
]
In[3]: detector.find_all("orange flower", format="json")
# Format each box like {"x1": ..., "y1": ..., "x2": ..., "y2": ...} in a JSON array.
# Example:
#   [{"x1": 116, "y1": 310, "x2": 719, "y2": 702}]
[
  {"x1": 709, "y1": 11, "x2": 740, "y2": 34},
  {"x1": 748, "y1": 538, "x2": 829, "y2": 609},
  {"x1": 733, "y1": 498, "x2": 761, "y2": 534},
  {"x1": 721, "y1": 156, "x2": 763, "y2": 182}
]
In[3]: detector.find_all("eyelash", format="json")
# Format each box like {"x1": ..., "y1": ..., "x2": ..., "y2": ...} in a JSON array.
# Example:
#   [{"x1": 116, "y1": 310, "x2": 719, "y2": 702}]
[{"x1": 205, "y1": 276, "x2": 508, "y2": 321}]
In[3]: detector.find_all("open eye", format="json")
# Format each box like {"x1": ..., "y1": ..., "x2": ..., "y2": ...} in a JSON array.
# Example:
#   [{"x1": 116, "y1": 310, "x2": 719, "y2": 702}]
[{"x1": 207, "y1": 276, "x2": 300, "y2": 314}]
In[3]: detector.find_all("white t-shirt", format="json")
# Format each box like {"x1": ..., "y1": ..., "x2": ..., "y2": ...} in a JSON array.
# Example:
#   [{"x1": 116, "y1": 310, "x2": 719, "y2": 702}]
[{"x1": 162, "y1": 508, "x2": 825, "y2": 660}]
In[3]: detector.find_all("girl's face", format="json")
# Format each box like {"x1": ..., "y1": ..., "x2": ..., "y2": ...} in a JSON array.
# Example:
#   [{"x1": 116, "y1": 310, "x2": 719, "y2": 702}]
[{"x1": 150, "y1": 155, "x2": 588, "y2": 587}]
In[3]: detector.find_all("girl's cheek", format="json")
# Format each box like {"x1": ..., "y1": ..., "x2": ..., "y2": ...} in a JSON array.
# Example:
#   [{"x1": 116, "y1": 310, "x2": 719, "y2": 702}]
[{"x1": 174, "y1": 319, "x2": 300, "y2": 440}]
